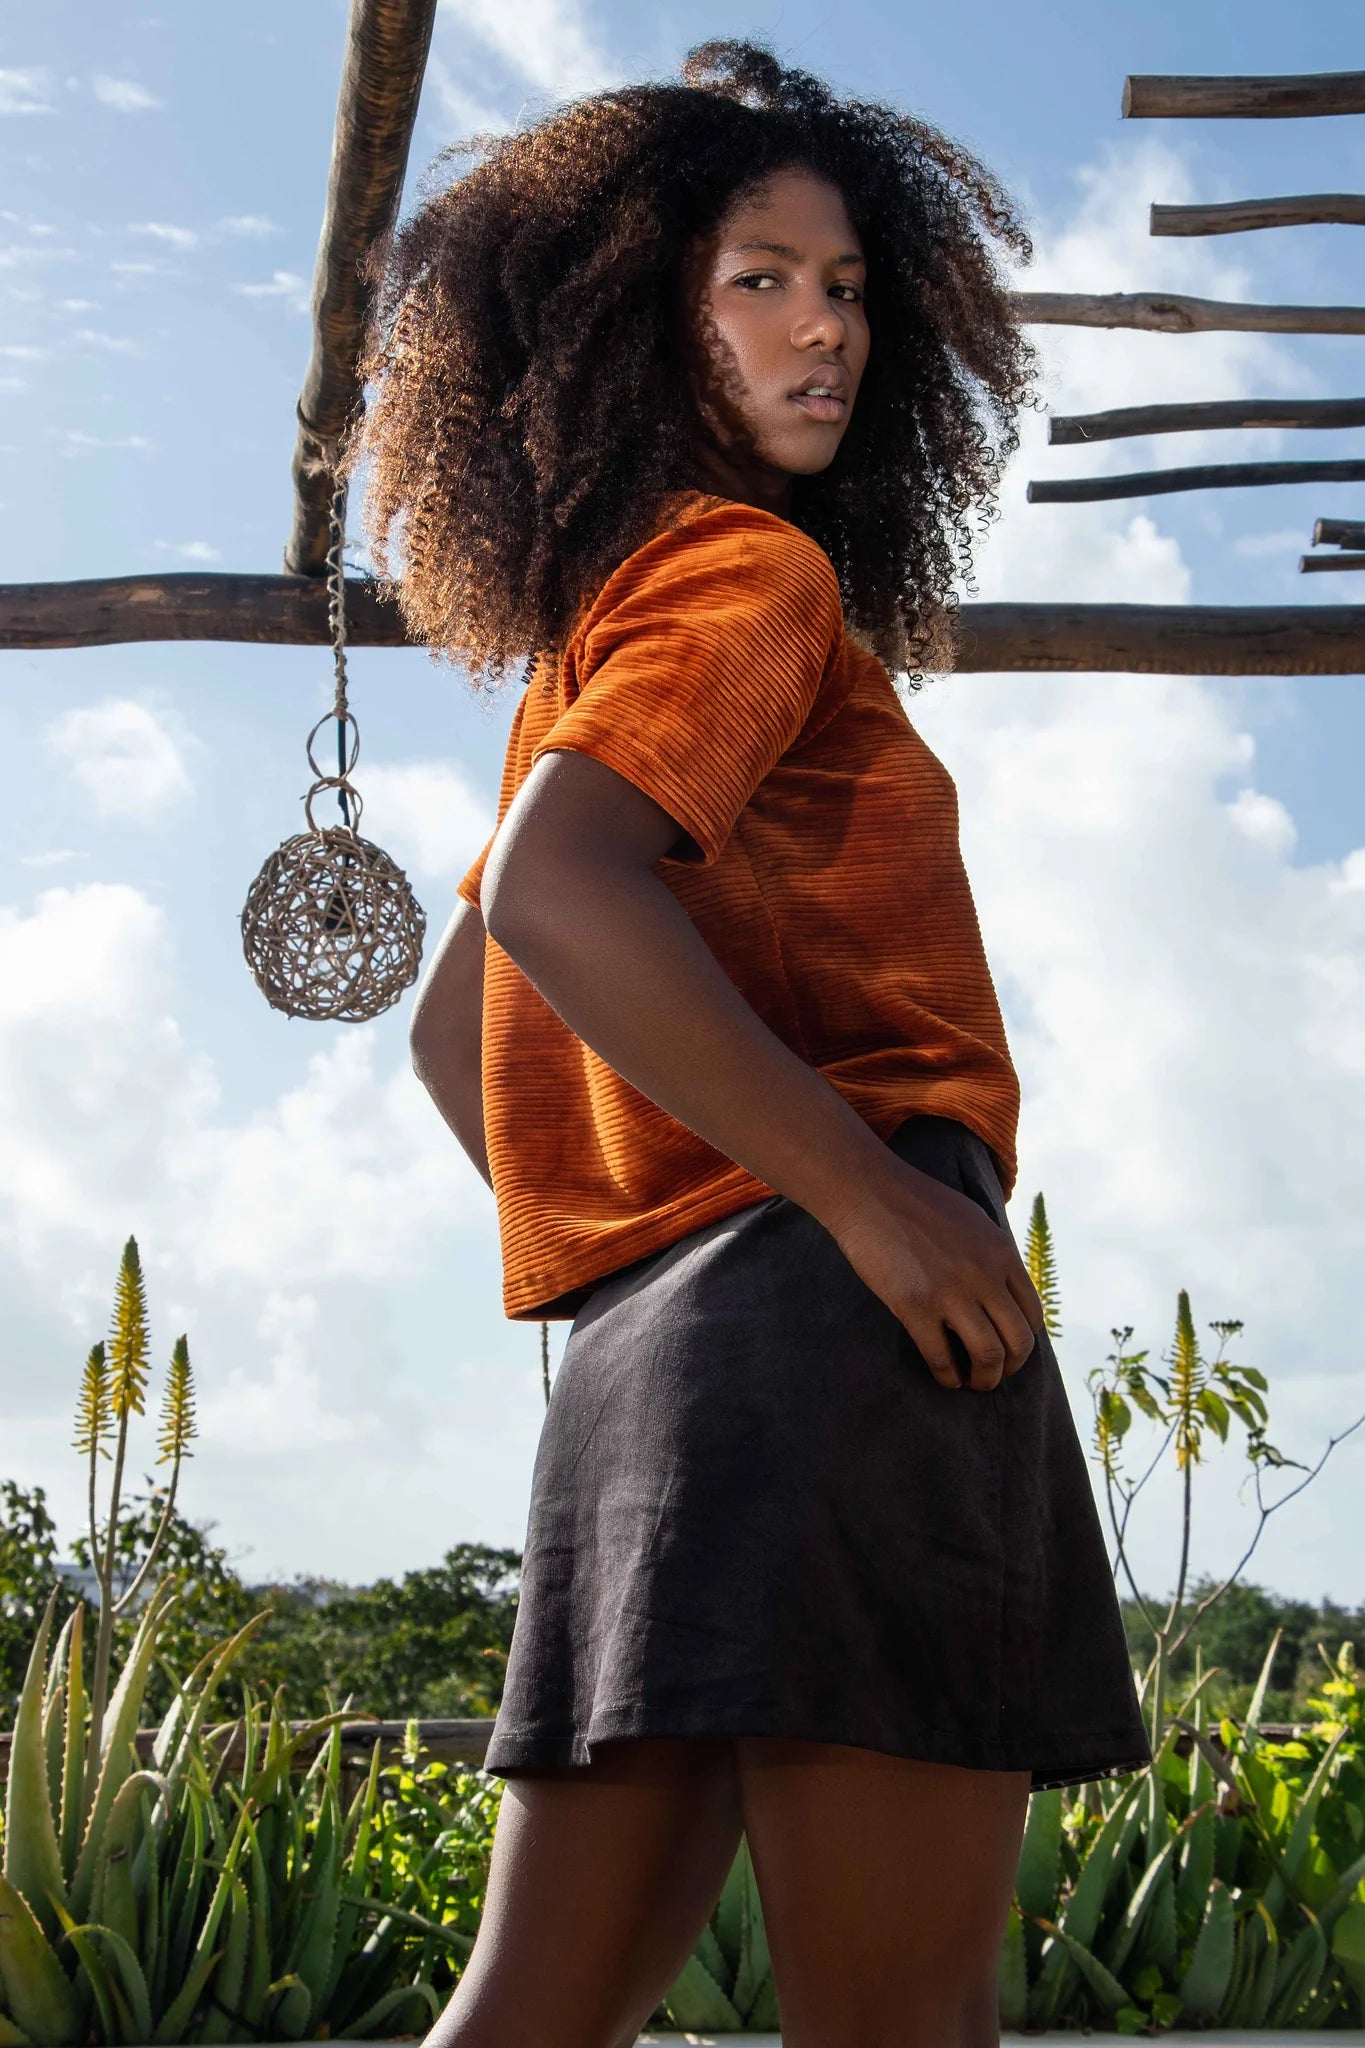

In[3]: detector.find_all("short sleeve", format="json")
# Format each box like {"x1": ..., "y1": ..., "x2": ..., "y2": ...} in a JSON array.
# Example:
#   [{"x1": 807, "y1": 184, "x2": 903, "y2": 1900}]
[
  {"x1": 530, "y1": 504, "x2": 842, "y2": 866},
  {"x1": 457, "y1": 835, "x2": 493, "y2": 908}
]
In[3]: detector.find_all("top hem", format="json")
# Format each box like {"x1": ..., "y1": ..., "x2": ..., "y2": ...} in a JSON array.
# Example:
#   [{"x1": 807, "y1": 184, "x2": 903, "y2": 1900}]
[{"x1": 500, "y1": 1089, "x2": 1016, "y2": 1321}]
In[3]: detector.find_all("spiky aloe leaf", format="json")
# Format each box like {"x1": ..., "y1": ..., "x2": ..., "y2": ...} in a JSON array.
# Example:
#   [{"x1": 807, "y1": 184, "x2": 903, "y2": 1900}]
[
  {"x1": 0, "y1": 2015, "x2": 34, "y2": 2045},
  {"x1": 1032, "y1": 1774, "x2": 1144, "y2": 2024},
  {"x1": 1024, "y1": 1192, "x2": 1061, "y2": 1339},
  {"x1": 155, "y1": 1336, "x2": 196, "y2": 1467},
  {"x1": 1103, "y1": 1819, "x2": 1186, "y2": 1977},
  {"x1": 108, "y1": 1240, "x2": 149, "y2": 1422},
  {"x1": 662, "y1": 1952, "x2": 744, "y2": 2030},
  {"x1": 41, "y1": 1686, "x2": 64, "y2": 1845},
  {"x1": 196, "y1": 1874, "x2": 249, "y2": 2046},
  {"x1": 711, "y1": 1838, "x2": 745, "y2": 1980},
  {"x1": 729, "y1": 1838, "x2": 770, "y2": 2021},
  {"x1": 1, "y1": 1589, "x2": 68, "y2": 1939},
  {"x1": 1028, "y1": 1915, "x2": 1128, "y2": 2017},
  {"x1": 57, "y1": 1606, "x2": 85, "y2": 1884},
  {"x1": 263, "y1": 1973, "x2": 312, "y2": 2042},
  {"x1": 1179, "y1": 1878, "x2": 1236, "y2": 2019},
  {"x1": 1261, "y1": 1725, "x2": 1347, "y2": 1922},
  {"x1": 69, "y1": 1578, "x2": 178, "y2": 1921},
  {"x1": 149, "y1": 1944, "x2": 226, "y2": 2047},
  {"x1": 285, "y1": 1775, "x2": 341, "y2": 2012},
  {"x1": 1015, "y1": 1787, "x2": 1063, "y2": 1919},
  {"x1": 747, "y1": 1970, "x2": 780, "y2": 2031},
  {"x1": 997, "y1": 1902, "x2": 1028, "y2": 2028},
  {"x1": 1331, "y1": 1899, "x2": 1365, "y2": 2006},
  {"x1": 51, "y1": 1912, "x2": 153, "y2": 2048},
  {"x1": 1269, "y1": 1914, "x2": 1330, "y2": 2027},
  {"x1": 0, "y1": 1874, "x2": 83, "y2": 2046},
  {"x1": 91, "y1": 1770, "x2": 168, "y2": 1957},
  {"x1": 149, "y1": 1612, "x2": 268, "y2": 1787},
  {"x1": 334, "y1": 1982, "x2": 440, "y2": 2042}
]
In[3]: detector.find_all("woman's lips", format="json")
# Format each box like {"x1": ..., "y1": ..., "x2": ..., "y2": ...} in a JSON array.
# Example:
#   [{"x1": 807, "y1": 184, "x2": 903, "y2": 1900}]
[{"x1": 789, "y1": 392, "x2": 846, "y2": 422}]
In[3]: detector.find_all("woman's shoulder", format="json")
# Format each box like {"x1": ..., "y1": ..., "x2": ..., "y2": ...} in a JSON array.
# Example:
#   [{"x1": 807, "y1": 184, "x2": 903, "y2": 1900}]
[{"x1": 573, "y1": 490, "x2": 844, "y2": 650}]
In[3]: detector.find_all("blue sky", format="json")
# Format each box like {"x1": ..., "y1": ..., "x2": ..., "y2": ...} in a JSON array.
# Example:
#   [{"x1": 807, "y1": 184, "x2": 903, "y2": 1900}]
[{"x1": 2, "y1": 0, "x2": 1363, "y2": 1610}]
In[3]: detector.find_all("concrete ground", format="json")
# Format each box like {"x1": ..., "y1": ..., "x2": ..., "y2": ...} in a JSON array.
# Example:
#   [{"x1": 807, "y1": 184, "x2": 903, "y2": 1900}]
[{"x1": 639, "y1": 2034, "x2": 1353, "y2": 2045}]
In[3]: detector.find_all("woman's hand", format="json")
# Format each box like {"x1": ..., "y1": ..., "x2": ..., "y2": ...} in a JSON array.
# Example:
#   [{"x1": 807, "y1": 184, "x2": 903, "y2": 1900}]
[{"x1": 823, "y1": 1159, "x2": 1044, "y2": 1393}]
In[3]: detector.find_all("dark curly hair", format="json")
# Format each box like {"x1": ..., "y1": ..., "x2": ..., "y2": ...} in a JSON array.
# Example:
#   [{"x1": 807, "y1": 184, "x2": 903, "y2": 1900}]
[{"x1": 351, "y1": 38, "x2": 1036, "y2": 688}]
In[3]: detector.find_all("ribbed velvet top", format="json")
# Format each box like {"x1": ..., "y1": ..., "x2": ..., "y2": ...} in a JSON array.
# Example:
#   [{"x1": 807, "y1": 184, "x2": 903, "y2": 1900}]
[{"x1": 458, "y1": 492, "x2": 1021, "y2": 1321}]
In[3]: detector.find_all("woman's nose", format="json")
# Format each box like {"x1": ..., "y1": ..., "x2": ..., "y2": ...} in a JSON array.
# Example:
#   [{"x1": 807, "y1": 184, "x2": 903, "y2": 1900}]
[{"x1": 791, "y1": 296, "x2": 846, "y2": 351}]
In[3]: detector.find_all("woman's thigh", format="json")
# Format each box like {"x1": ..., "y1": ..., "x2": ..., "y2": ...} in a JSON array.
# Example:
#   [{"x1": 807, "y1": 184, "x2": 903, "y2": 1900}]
[
  {"x1": 736, "y1": 1736, "x2": 1030, "y2": 2048},
  {"x1": 426, "y1": 1736, "x2": 744, "y2": 2048}
]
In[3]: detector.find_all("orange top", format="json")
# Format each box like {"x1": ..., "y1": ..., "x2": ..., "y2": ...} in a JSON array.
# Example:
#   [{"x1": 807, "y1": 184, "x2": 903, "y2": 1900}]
[{"x1": 458, "y1": 492, "x2": 1021, "y2": 1321}]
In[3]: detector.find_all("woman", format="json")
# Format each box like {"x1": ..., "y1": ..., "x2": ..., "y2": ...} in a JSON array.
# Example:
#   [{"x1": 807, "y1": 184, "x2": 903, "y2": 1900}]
[{"x1": 354, "y1": 39, "x2": 1151, "y2": 2048}]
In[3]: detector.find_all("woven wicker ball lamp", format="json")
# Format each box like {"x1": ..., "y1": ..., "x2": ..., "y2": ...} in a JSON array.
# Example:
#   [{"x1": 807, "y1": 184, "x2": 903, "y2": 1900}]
[{"x1": 240, "y1": 480, "x2": 426, "y2": 1021}]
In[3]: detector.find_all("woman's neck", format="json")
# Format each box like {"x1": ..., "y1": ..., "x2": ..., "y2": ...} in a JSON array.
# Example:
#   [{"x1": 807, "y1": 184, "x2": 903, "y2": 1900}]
[{"x1": 691, "y1": 440, "x2": 794, "y2": 520}]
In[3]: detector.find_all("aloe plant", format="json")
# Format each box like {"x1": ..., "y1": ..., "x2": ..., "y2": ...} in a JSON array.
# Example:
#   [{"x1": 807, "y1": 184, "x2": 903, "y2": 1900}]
[
  {"x1": 0, "y1": 1240, "x2": 470, "y2": 2044},
  {"x1": 653, "y1": 1835, "x2": 779, "y2": 2032}
]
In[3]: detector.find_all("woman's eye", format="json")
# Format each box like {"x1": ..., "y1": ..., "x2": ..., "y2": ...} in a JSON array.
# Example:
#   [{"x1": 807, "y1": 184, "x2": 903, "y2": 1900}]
[
  {"x1": 831, "y1": 283, "x2": 864, "y2": 302},
  {"x1": 733, "y1": 272, "x2": 780, "y2": 290}
]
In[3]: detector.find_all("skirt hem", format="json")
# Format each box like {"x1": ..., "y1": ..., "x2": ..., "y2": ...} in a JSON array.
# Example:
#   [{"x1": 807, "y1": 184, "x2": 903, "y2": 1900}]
[{"x1": 483, "y1": 1709, "x2": 1153, "y2": 1795}]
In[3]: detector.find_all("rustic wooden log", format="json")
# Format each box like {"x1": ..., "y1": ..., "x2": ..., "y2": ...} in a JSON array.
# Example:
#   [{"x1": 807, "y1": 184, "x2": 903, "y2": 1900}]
[
  {"x1": 1028, "y1": 459, "x2": 1365, "y2": 505},
  {"x1": 1122, "y1": 71, "x2": 1365, "y2": 120},
  {"x1": 1010, "y1": 291, "x2": 1365, "y2": 336},
  {"x1": 948, "y1": 604, "x2": 1365, "y2": 676},
  {"x1": 285, "y1": 0, "x2": 440, "y2": 579},
  {"x1": 1314, "y1": 517, "x2": 1365, "y2": 548},
  {"x1": 0, "y1": 1715, "x2": 1307, "y2": 1781},
  {"x1": 0, "y1": 572, "x2": 411, "y2": 650},
  {"x1": 1301, "y1": 552, "x2": 1365, "y2": 572},
  {"x1": 1048, "y1": 397, "x2": 1365, "y2": 444},
  {"x1": 1151, "y1": 194, "x2": 1365, "y2": 236},
  {"x1": 3, "y1": 575, "x2": 1364, "y2": 673}
]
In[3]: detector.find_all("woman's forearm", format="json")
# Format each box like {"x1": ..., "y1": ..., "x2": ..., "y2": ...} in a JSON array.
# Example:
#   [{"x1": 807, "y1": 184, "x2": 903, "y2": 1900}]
[{"x1": 483, "y1": 854, "x2": 898, "y2": 1235}]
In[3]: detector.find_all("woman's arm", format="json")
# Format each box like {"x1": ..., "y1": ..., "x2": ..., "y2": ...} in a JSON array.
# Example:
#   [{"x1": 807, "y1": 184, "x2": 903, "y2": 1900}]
[
  {"x1": 482, "y1": 749, "x2": 1045, "y2": 1391},
  {"x1": 409, "y1": 894, "x2": 492, "y2": 1187}
]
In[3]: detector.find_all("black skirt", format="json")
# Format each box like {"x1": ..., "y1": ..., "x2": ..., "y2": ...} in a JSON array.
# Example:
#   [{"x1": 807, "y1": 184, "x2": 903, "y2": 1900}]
[{"x1": 484, "y1": 1113, "x2": 1153, "y2": 1792}]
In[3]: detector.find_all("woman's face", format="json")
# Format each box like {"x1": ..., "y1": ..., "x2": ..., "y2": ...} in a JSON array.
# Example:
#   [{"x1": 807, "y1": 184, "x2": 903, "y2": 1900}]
[{"x1": 686, "y1": 165, "x2": 869, "y2": 514}]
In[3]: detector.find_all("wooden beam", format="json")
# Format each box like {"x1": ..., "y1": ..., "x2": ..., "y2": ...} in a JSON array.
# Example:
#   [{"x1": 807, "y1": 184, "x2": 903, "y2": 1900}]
[
  {"x1": 1314, "y1": 518, "x2": 1365, "y2": 548},
  {"x1": 0, "y1": 572, "x2": 410, "y2": 650},
  {"x1": 1122, "y1": 72, "x2": 1365, "y2": 120},
  {"x1": 285, "y1": 0, "x2": 440, "y2": 579},
  {"x1": 1048, "y1": 397, "x2": 1365, "y2": 445},
  {"x1": 1011, "y1": 291, "x2": 1365, "y2": 336},
  {"x1": 950, "y1": 605, "x2": 1364, "y2": 676},
  {"x1": 2, "y1": 575, "x2": 1362, "y2": 673},
  {"x1": 1151, "y1": 194, "x2": 1365, "y2": 236},
  {"x1": 1029, "y1": 460, "x2": 1365, "y2": 505},
  {"x1": 1301, "y1": 552, "x2": 1365, "y2": 573}
]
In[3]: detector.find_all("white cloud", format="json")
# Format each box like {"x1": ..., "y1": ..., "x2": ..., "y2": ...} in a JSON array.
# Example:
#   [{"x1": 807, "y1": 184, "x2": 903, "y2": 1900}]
[
  {"x1": 57, "y1": 429, "x2": 153, "y2": 453},
  {"x1": 152, "y1": 539, "x2": 221, "y2": 562},
  {"x1": 70, "y1": 327, "x2": 142, "y2": 354},
  {"x1": 217, "y1": 214, "x2": 279, "y2": 238},
  {"x1": 232, "y1": 269, "x2": 309, "y2": 312},
  {"x1": 57, "y1": 297, "x2": 98, "y2": 312},
  {"x1": 19, "y1": 851, "x2": 86, "y2": 870},
  {"x1": 130, "y1": 220, "x2": 196, "y2": 250},
  {"x1": 0, "y1": 343, "x2": 47, "y2": 360},
  {"x1": 92, "y1": 75, "x2": 163, "y2": 112},
  {"x1": 45, "y1": 698, "x2": 193, "y2": 819},
  {"x1": 435, "y1": 0, "x2": 615, "y2": 99},
  {"x1": 358, "y1": 759, "x2": 494, "y2": 880},
  {"x1": 0, "y1": 375, "x2": 27, "y2": 394},
  {"x1": 0, "y1": 68, "x2": 55, "y2": 116},
  {"x1": 197, "y1": 1293, "x2": 365, "y2": 1450},
  {"x1": 1234, "y1": 528, "x2": 1309, "y2": 559}
]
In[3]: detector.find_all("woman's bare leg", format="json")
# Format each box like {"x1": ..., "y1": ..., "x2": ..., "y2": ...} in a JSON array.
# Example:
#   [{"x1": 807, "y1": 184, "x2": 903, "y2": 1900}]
[
  {"x1": 736, "y1": 1737, "x2": 1030, "y2": 2048},
  {"x1": 426, "y1": 1736, "x2": 744, "y2": 2048}
]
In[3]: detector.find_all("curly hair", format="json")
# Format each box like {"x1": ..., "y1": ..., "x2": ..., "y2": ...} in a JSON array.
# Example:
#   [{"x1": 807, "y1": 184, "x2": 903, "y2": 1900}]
[{"x1": 351, "y1": 38, "x2": 1036, "y2": 688}]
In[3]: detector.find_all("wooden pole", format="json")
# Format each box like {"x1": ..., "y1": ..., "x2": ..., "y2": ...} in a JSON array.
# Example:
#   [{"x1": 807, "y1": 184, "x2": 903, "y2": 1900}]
[
  {"x1": 285, "y1": 0, "x2": 440, "y2": 579},
  {"x1": 1151, "y1": 195, "x2": 1365, "y2": 237},
  {"x1": 1314, "y1": 518, "x2": 1365, "y2": 549},
  {"x1": 1010, "y1": 291, "x2": 1365, "y2": 336},
  {"x1": 1028, "y1": 460, "x2": 1365, "y2": 505},
  {"x1": 1301, "y1": 553, "x2": 1365, "y2": 573},
  {"x1": 2, "y1": 576, "x2": 1362, "y2": 674},
  {"x1": 1122, "y1": 72, "x2": 1365, "y2": 120},
  {"x1": 1048, "y1": 398, "x2": 1365, "y2": 445},
  {"x1": 0, "y1": 572, "x2": 410, "y2": 651}
]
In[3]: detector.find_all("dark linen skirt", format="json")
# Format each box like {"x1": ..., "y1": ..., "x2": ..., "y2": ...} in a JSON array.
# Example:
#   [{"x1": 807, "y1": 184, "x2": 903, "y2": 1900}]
[{"x1": 484, "y1": 1113, "x2": 1153, "y2": 1792}]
